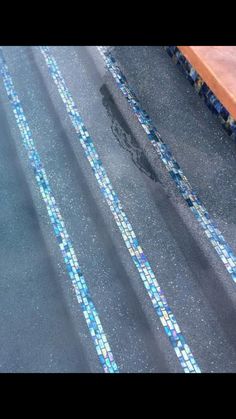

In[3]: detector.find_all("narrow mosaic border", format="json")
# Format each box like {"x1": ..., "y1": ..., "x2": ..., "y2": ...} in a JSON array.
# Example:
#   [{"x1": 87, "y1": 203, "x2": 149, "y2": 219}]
[
  {"x1": 165, "y1": 46, "x2": 236, "y2": 141},
  {"x1": 0, "y1": 48, "x2": 119, "y2": 374},
  {"x1": 40, "y1": 46, "x2": 201, "y2": 373},
  {"x1": 97, "y1": 46, "x2": 236, "y2": 285}
]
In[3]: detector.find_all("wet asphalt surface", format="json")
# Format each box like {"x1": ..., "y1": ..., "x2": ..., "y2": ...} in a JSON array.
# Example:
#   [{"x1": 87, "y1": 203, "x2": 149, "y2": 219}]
[{"x1": 0, "y1": 46, "x2": 236, "y2": 372}]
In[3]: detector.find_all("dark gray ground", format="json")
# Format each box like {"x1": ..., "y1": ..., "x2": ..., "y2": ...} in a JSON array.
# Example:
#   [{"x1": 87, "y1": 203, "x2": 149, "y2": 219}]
[{"x1": 0, "y1": 46, "x2": 236, "y2": 372}]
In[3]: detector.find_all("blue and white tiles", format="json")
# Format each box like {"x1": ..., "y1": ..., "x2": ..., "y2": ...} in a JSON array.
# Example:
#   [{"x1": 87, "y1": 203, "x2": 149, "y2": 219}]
[
  {"x1": 97, "y1": 46, "x2": 236, "y2": 285},
  {"x1": 40, "y1": 46, "x2": 201, "y2": 373},
  {"x1": 0, "y1": 48, "x2": 119, "y2": 374}
]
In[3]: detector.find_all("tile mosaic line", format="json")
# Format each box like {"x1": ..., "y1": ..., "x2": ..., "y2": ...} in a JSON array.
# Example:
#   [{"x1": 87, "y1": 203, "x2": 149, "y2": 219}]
[
  {"x1": 97, "y1": 46, "x2": 236, "y2": 285},
  {"x1": 0, "y1": 48, "x2": 119, "y2": 374},
  {"x1": 40, "y1": 46, "x2": 201, "y2": 373}
]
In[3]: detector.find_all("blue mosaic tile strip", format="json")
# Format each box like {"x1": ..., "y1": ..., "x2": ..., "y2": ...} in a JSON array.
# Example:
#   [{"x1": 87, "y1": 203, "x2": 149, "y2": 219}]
[
  {"x1": 40, "y1": 46, "x2": 201, "y2": 373},
  {"x1": 97, "y1": 46, "x2": 236, "y2": 285},
  {"x1": 0, "y1": 48, "x2": 119, "y2": 374},
  {"x1": 165, "y1": 46, "x2": 236, "y2": 141}
]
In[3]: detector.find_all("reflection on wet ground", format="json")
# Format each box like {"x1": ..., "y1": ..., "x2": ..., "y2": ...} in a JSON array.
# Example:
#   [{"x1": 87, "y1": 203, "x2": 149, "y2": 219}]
[{"x1": 101, "y1": 84, "x2": 161, "y2": 184}]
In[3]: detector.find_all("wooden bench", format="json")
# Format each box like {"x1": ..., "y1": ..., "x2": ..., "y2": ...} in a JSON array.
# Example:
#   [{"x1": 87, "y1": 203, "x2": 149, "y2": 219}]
[{"x1": 178, "y1": 46, "x2": 236, "y2": 121}]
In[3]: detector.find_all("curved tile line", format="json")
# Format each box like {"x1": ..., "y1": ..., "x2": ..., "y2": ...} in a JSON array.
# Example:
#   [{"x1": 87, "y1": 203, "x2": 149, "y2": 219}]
[
  {"x1": 40, "y1": 46, "x2": 201, "y2": 373},
  {"x1": 0, "y1": 48, "x2": 119, "y2": 374},
  {"x1": 97, "y1": 46, "x2": 236, "y2": 285}
]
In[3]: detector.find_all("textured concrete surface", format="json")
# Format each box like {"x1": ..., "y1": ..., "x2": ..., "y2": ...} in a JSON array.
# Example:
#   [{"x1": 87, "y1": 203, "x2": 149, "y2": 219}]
[{"x1": 0, "y1": 46, "x2": 236, "y2": 372}]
